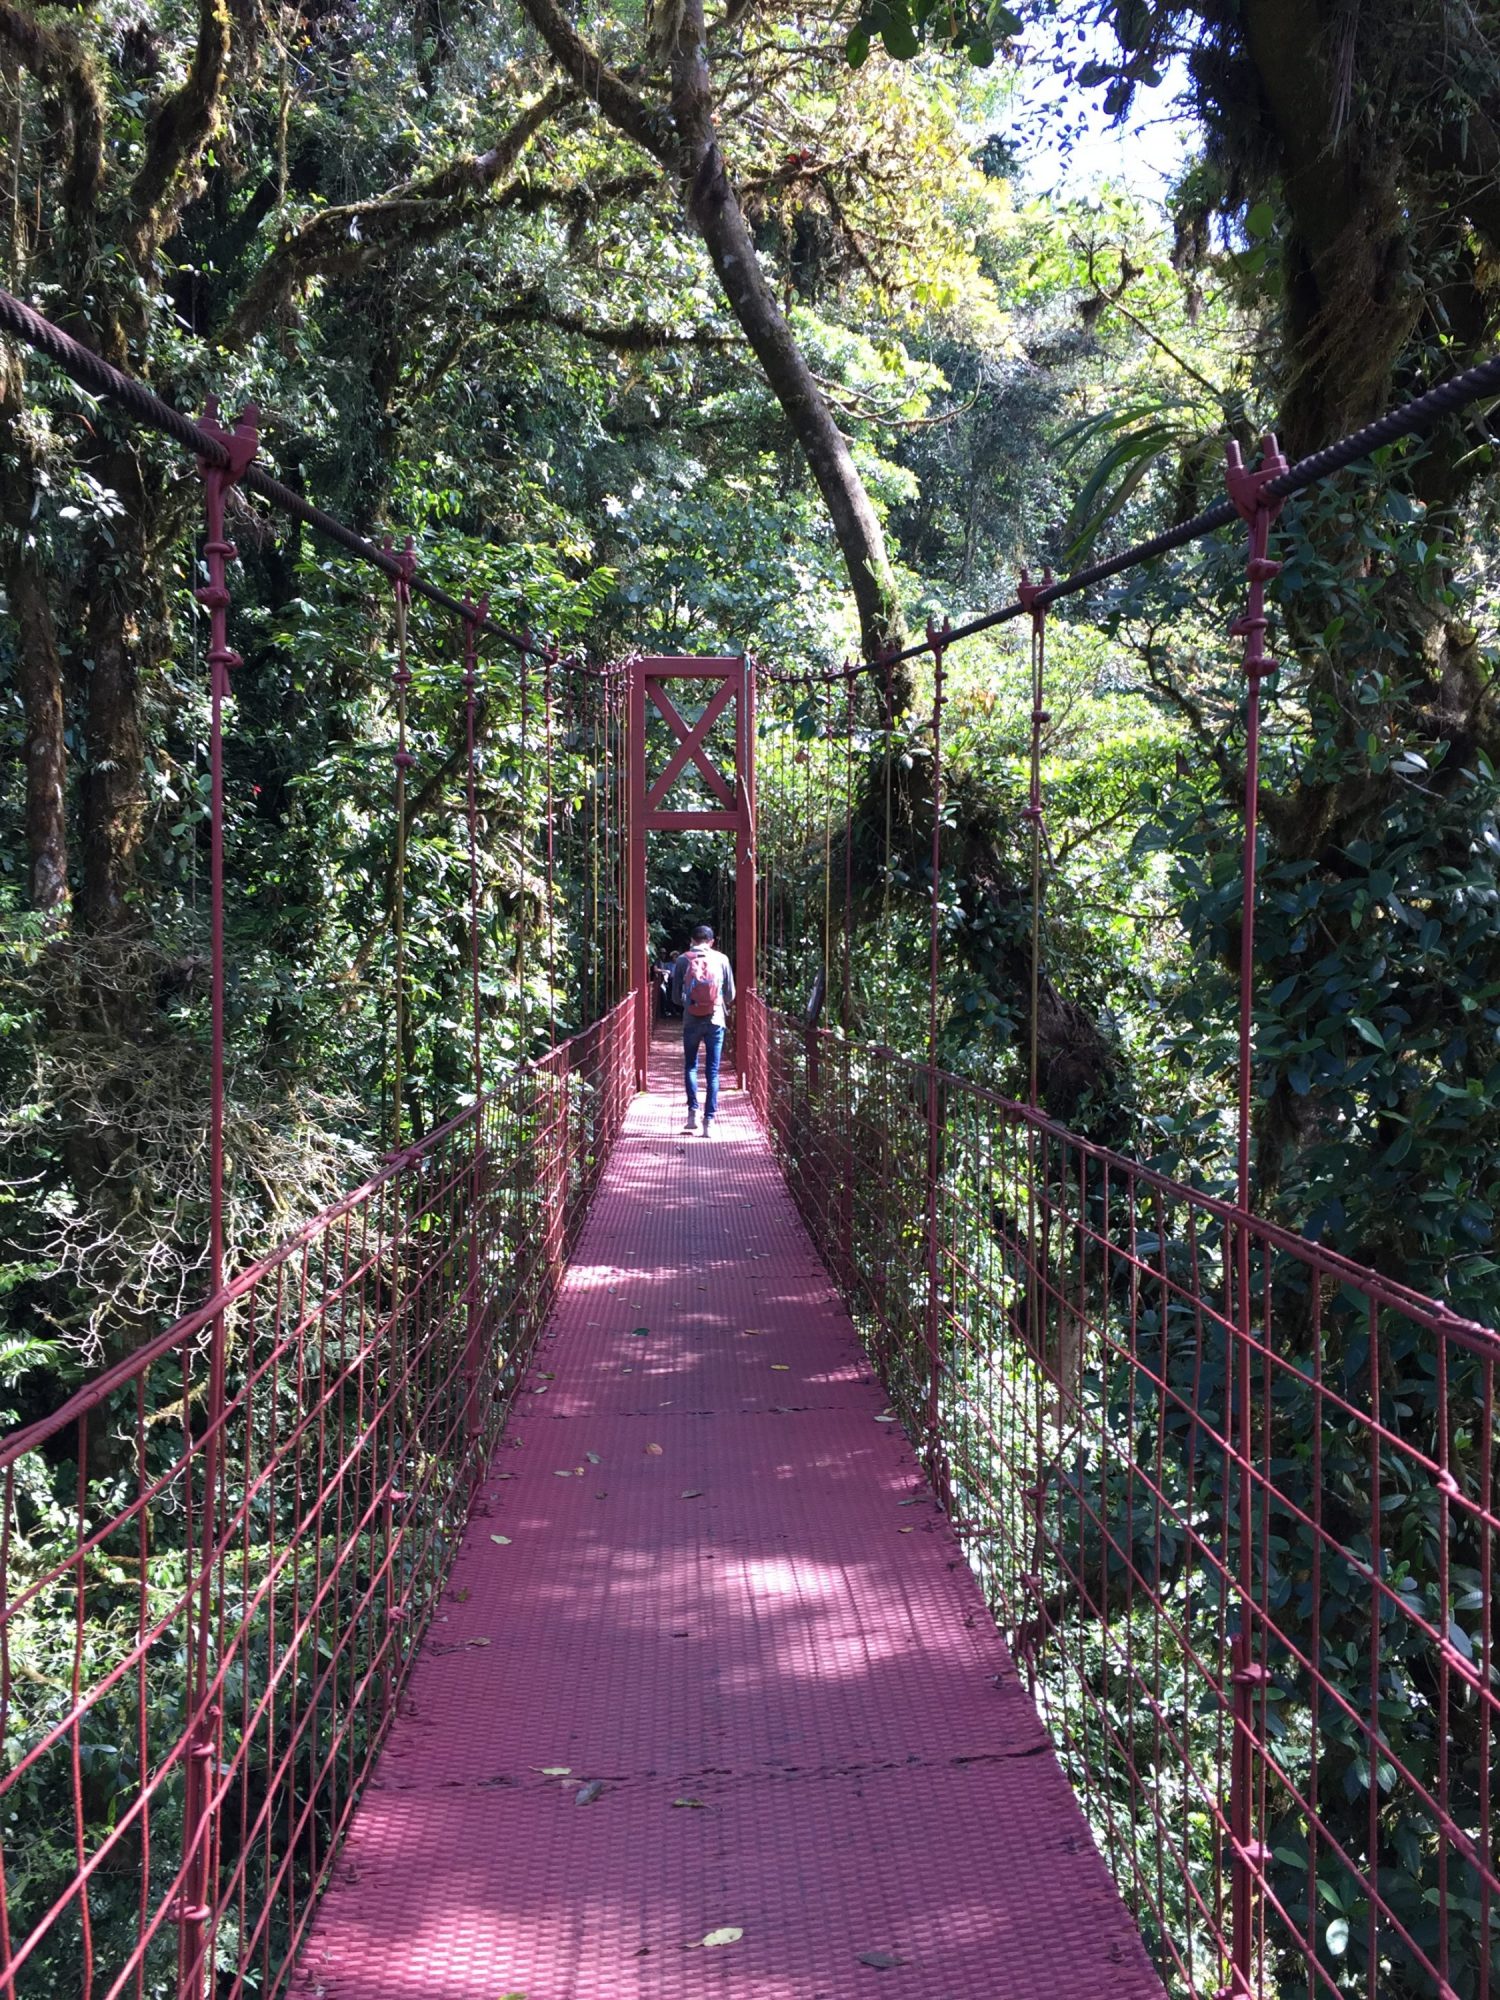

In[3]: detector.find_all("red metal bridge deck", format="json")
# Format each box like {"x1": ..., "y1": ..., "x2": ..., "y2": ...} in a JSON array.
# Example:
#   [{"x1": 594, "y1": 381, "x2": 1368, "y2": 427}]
[{"x1": 292, "y1": 1042, "x2": 1164, "y2": 2000}]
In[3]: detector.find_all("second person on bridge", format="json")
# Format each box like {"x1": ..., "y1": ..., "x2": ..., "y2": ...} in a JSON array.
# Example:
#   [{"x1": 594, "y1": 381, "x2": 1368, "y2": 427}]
[{"x1": 670, "y1": 924, "x2": 735, "y2": 1137}]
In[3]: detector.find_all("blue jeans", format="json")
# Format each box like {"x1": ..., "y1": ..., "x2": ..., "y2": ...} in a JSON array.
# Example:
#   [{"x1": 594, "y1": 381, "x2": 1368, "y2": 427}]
[{"x1": 683, "y1": 1018, "x2": 725, "y2": 1120}]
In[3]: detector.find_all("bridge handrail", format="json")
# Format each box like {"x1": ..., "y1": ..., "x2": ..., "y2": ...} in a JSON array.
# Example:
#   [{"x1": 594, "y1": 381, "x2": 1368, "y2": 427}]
[
  {"x1": 751, "y1": 998, "x2": 1499, "y2": 1361},
  {"x1": 0, "y1": 996, "x2": 634, "y2": 1998},
  {"x1": 743, "y1": 988, "x2": 1500, "y2": 2000},
  {"x1": 0, "y1": 997, "x2": 635, "y2": 1472}
]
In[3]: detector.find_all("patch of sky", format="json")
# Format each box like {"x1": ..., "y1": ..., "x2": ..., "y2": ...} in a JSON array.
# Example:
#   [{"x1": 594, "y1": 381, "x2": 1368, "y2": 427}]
[{"x1": 1004, "y1": 20, "x2": 1198, "y2": 208}]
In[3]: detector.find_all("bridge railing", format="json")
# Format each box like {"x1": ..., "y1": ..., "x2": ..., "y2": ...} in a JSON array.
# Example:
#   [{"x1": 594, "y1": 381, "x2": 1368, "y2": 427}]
[
  {"x1": 743, "y1": 990, "x2": 1498, "y2": 2000},
  {"x1": 0, "y1": 996, "x2": 632, "y2": 2000}
]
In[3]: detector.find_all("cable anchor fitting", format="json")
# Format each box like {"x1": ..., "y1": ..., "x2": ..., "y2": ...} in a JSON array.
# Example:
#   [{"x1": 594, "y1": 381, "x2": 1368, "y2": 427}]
[
  {"x1": 195, "y1": 400, "x2": 258, "y2": 678},
  {"x1": 1225, "y1": 437, "x2": 1288, "y2": 683}
]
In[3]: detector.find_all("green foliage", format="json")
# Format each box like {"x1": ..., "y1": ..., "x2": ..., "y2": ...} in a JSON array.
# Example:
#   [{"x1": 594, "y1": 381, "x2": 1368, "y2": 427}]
[{"x1": 2, "y1": 4, "x2": 1498, "y2": 1993}]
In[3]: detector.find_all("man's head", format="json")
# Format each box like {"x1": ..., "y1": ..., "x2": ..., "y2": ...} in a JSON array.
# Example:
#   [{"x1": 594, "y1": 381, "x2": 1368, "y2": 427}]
[{"x1": 691, "y1": 924, "x2": 714, "y2": 945}]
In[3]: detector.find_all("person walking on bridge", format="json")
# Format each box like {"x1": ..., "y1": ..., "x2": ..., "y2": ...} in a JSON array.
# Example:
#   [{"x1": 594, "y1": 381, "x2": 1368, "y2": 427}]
[{"x1": 670, "y1": 924, "x2": 735, "y2": 1137}]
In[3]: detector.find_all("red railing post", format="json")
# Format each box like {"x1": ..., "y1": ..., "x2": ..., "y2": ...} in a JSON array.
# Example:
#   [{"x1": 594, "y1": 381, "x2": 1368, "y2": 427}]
[
  {"x1": 463, "y1": 599, "x2": 488, "y2": 1473},
  {"x1": 924, "y1": 619, "x2": 951, "y2": 1504},
  {"x1": 735, "y1": 654, "x2": 757, "y2": 1090},
  {"x1": 1224, "y1": 433, "x2": 1287, "y2": 1998},
  {"x1": 387, "y1": 538, "x2": 417, "y2": 1149},
  {"x1": 1016, "y1": 569, "x2": 1053, "y2": 1633},
  {"x1": 1016, "y1": 570, "x2": 1053, "y2": 1113},
  {"x1": 627, "y1": 657, "x2": 649, "y2": 1089},
  {"x1": 177, "y1": 398, "x2": 257, "y2": 1997}
]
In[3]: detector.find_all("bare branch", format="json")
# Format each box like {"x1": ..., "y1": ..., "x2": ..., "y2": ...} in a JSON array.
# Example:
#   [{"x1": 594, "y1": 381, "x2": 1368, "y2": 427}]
[
  {"x1": 493, "y1": 290, "x2": 742, "y2": 350},
  {"x1": 513, "y1": 0, "x2": 674, "y2": 166},
  {"x1": 811, "y1": 370, "x2": 979, "y2": 432},
  {"x1": 222, "y1": 86, "x2": 572, "y2": 343},
  {"x1": 712, "y1": 0, "x2": 758, "y2": 41}
]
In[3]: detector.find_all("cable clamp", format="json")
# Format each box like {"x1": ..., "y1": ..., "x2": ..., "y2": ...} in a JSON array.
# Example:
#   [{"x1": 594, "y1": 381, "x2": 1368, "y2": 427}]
[
  {"x1": 1017, "y1": 567, "x2": 1054, "y2": 623},
  {"x1": 1226, "y1": 434, "x2": 1289, "y2": 524},
  {"x1": 196, "y1": 396, "x2": 259, "y2": 483}
]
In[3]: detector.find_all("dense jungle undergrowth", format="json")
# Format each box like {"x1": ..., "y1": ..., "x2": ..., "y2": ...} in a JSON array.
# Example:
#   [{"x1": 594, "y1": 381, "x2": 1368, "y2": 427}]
[{"x1": 1, "y1": 0, "x2": 1498, "y2": 1993}]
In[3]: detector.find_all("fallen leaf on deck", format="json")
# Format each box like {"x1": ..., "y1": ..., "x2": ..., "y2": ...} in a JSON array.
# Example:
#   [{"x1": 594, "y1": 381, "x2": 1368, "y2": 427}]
[
  {"x1": 672, "y1": 1798, "x2": 706, "y2": 1809},
  {"x1": 857, "y1": 1949, "x2": 905, "y2": 1969},
  {"x1": 699, "y1": 1928, "x2": 742, "y2": 1948},
  {"x1": 537, "y1": 1766, "x2": 571, "y2": 1776},
  {"x1": 594, "y1": 1490, "x2": 608, "y2": 1498},
  {"x1": 898, "y1": 1526, "x2": 914, "y2": 1534},
  {"x1": 467, "y1": 1637, "x2": 491, "y2": 1647},
  {"x1": 646, "y1": 1443, "x2": 663, "y2": 1456},
  {"x1": 554, "y1": 1469, "x2": 573, "y2": 1477},
  {"x1": 573, "y1": 1465, "x2": 585, "y2": 1475},
  {"x1": 632, "y1": 1326, "x2": 650, "y2": 1337},
  {"x1": 771, "y1": 1364, "x2": 790, "y2": 1371},
  {"x1": 681, "y1": 1489, "x2": 704, "y2": 1499},
  {"x1": 530, "y1": 1385, "x2": 548, "y2": 1396},
  {"x1": 491, "y1": 1534, "x2": 512, "y2": 1545},
  {"x1": 586, "y1": 1452, "x2": 601, "y2": 1464},
  {"x1": 575, "y1": 1780, "x2": 604, "y2": 1806},
  {"x1": 874, "y1": 1411, "x2": 897, "y2": 1423}
]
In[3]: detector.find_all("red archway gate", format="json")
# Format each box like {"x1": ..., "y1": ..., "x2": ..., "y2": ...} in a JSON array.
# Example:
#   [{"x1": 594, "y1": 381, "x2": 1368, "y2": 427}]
[{"x1": 627, "y1": 655, "x2": 757, "y2": 1089}]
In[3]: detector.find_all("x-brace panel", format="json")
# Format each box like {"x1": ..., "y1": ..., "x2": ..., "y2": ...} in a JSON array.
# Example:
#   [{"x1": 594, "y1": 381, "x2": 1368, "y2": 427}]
[{"x1": 627, "y1": 657, "x2": 757, "y2": 1087}]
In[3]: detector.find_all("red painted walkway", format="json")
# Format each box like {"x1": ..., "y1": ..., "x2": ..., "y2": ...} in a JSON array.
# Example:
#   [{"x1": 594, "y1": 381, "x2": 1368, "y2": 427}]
[{"x1": 293, "y1": 1040, "x2": 1164, "y2": 2000}]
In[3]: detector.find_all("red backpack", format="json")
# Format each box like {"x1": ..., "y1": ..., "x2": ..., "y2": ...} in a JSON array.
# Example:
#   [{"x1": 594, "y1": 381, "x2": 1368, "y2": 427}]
[{"x1": 682, "y1": 947, "x2": 722, "y2": 1018}]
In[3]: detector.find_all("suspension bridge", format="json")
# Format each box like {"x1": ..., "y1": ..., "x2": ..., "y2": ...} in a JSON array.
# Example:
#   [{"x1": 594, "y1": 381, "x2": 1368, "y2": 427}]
[{"x1": 1, "y1": 288, "x2": 1497, "y2": 2000}]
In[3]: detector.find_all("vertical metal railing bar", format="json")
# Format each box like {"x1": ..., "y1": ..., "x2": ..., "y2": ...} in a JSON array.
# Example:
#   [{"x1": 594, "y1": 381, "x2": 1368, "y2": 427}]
[
  {"x1": 924, "y1": 622, "x2": 950, "y2": 1499},
  {"x1": 463, "y1": 601, "x2": 488, "y2": 1475},
  {"x1": 387, "y1": 539, "x2": 416, "y2": 1151},
  {"x1": 178, "y1": 401, "x2": 258, "y2": 1994},
  {"x1": 741, "y1": 992, "x2": 1500, "y2": 2000},
  {"x1": 1223, "y1": 434, "x2": 1288, "y2": 1998},
  {"x1": 0, "y1": 995, "x2": 635, "y2": 1997}
]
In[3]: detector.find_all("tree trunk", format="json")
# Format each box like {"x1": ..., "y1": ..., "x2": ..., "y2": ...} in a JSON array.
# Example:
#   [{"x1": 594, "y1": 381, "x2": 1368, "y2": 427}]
[
  {"x1": 1239, "y1": 0, "x2": 1417, "y2": 454},
  {"x1": 78, "y1": 482, "x2": 150, "y2": 929},
  {"x1": 668, "y1": 8, "x2": 902, "y2": 659},
  {"x1": 8, "y1": 550, "x2": 69, "y2": 912},
  {"x1": 0, "y1": 350, "x2": 69, "y2": 914},
  {"x1": 514, "y1": 0, "x2": 906, "y2": 662}
]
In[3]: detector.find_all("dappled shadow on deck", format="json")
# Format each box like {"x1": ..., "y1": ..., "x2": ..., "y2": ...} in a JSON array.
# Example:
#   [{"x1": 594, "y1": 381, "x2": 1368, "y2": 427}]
[{"x1": 291, "y1": 1033, "x2": 1164, "y2": 2000}]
